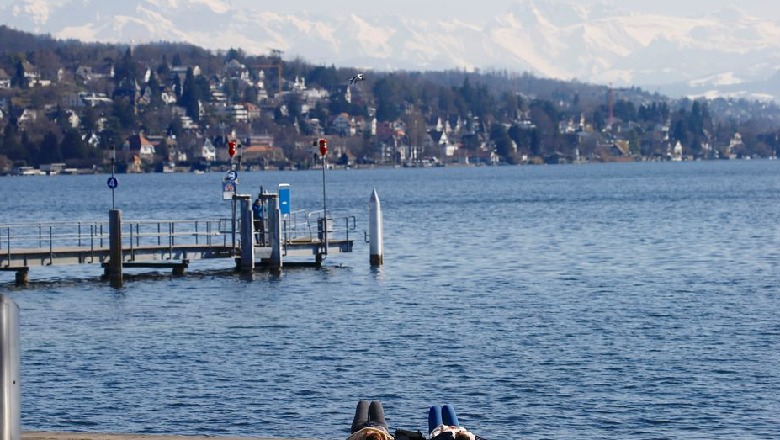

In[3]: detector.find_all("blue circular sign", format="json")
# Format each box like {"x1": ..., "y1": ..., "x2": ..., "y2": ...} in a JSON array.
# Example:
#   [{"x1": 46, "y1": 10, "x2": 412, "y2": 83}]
[{"x1": 107, "y1": 176, "x2": 118, "y2": 189}]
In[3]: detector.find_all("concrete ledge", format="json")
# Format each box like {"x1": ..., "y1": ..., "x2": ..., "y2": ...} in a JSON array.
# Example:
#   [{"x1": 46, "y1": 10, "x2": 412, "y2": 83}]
[{"x1": 23, "y1": 432, "x2": 317, "y2": 440}]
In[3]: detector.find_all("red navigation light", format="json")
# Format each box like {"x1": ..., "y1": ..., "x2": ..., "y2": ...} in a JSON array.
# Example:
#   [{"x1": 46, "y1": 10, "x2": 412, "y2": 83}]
[
  {"x1": 318, "y1": 138, "x2": 328, "y2": 156},
  {"x1": 228, "y1": 140, "x2": 236, "y2": 158}
]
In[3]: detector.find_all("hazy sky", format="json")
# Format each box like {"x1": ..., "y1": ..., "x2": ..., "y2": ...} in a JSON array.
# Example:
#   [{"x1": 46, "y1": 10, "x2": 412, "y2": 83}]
[{"x1": 244, "y1": 0, "x2": 780, "y2": 22}]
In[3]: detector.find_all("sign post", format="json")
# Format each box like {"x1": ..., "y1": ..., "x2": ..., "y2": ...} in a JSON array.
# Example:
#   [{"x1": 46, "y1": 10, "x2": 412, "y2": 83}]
[
  {"x1": 108, "y1": 144, "x2": 118, "y2": 209},
  {"x1": 318, "y1": 138, "x2": 328, "y2": 257}
]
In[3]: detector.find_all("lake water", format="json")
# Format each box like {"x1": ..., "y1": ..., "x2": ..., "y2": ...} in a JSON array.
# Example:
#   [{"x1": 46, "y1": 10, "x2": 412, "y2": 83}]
[{"x1": 2, "y1": 161, "x2": 780, "y2": 439}]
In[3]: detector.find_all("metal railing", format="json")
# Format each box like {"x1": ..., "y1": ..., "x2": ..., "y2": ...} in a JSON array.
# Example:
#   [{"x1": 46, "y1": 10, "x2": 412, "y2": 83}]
[
  {"x1": 1, "y1": 219, "x2": 232, "y2": 265},
  {"x1": 279, "y1": 209, "x2": 357, "y2": 242}
]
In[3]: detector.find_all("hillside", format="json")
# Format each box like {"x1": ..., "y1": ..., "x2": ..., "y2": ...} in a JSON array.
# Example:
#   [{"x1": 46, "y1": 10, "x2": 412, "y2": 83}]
[{"x1": 2, "y1": 25, "x2": 780, "y2": 174}]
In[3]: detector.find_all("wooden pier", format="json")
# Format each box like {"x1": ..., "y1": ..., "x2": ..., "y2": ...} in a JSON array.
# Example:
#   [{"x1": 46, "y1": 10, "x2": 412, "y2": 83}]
[{"x1": 1, "y1": 196, "x2": 357, "y2": 286}]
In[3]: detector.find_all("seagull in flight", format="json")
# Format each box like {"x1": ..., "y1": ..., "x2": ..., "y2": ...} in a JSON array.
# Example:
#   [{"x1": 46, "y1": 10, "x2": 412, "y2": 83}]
[{"x1": 348, "y1": 73, "x2": 365, "y2": 85}]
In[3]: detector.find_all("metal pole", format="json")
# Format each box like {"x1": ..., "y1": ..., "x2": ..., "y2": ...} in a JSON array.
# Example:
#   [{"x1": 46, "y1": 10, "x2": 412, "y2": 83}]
[
  {"x1": 238, "y1": 195, "x2": 254, "y2": 273},
  {"x1": 111, "y1": 145, "x2": 116, "y2": 210},
  {"x1": 231, "y1": 198, "x2": 237, "y2": 255},
  {"x1": 268, "y1": 195, "x2": 282, "y2": 270},
  {"x1": 108, "y1": 209, "x2": 123, "y2": 288},
  {"x1": 322, "y1": 154, "x2": 327, "y2": 217},
  {"x1": 321, "y1": 153, "x2": 328, "y2": 255},
  {"x1": 0, "y1": 295, "x2": 20, "y2": 440}
]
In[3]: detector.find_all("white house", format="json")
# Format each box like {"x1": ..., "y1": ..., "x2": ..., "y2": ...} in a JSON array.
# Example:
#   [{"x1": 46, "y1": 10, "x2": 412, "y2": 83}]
[
  {"x1": 201, "y1": 139, "x2": 217, "y2": 162},
  {"x1": 0, "y1": 68, "x2": 11, "y2": 89},
  {"x1": 225, "y1": 104, "x2": 249, "y2": 122},
  {"x1": 123, "y1": 134, "x2": 156, "y2": 162}
]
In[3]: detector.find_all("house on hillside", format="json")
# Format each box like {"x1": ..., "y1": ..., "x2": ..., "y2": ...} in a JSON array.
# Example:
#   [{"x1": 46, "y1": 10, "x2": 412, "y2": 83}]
[
  {"x1": 17, "y1": 109, "x2": 38, "y2": 130},
  {"x1": 65, "y1": 110, "x2": 80, "y2": 129},
  {"x1": 0, "y1": 68, "x2": 11, "y2": 89},
  {"x1": 21, "y1": 61, "x2": 40, "y2": 85},
  {"x1": 200, "y1": 138, "x2": 216, "y2": 162},
  {"x1": 225, "y1": 104, "x2": 249, "y2": 123},
  {"x1": 123, "y1": 134, "x2": 156, "y2": 164},
  {"x1": 332, "y1": 113, "x2": 356, "y2": 136},
  {"x1": 242, "y1": 145, "x2": 286, "y2": 166},
  {"x1": 75, "y1": 64, "x2": 114, "y2": 82}
]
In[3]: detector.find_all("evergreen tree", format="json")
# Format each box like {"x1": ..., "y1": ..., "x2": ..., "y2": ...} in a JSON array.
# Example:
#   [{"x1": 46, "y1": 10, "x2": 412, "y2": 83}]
[
  {"x1": 146, "y1": 72, "x2": 164, "y2": 109},
  {"x1": 20, "y1": 131, "x2": 38, "y2": 166},
  {"x1": 12, "y1": 58, "x2": 27, "y2": 88},
  {"x1": 1, "y1": 121, "x2": 23, "y2": 161},
  {"x1": 157, "y1": 54, "x2": 171, "y2": 77},
  {"x1": 112, "y1": 97, "x2": 138, "y2": 131},
  {"x1": 179, "y1": 67, "x2": 201, "y2": 121},
  {"x1": 38, "y1": 131, "x2": 62, "y2": 164},
  {"x1": 61, "y1": 128, "x2": 88, "y2": 159},
  {"x1": 373, "y1": 76, "x2": 403, "y2": 121},
  {"x1": 491, "y1": 124, "x2": 514, "y2": 162},
  {"x1": 307, "y1": 65, "x2": 340, "y2": 89},
  {"x1": 80, "y1": 106, "x2": 98, "y2": 132}
]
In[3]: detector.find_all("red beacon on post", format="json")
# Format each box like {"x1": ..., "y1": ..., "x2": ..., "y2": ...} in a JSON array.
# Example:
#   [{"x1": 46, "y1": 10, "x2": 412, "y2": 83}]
[
  {"x1": 228, "y1": 140, "x2": 237, "y2": 158},
  {"x1": 318, "y1": 138, "x2": 328, "y2": 156}
]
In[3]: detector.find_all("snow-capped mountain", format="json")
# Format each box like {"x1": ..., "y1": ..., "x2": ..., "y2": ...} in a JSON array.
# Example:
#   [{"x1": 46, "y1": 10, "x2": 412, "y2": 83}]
[{"x1": 3, "y1": 0, "x2": 780, "y2": 100}]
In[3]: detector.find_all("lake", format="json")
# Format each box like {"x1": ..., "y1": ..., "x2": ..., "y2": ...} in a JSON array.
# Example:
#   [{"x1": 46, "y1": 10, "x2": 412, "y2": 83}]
[{"x1": 2, "y1": 161, "x2": 780, "y2": 439}]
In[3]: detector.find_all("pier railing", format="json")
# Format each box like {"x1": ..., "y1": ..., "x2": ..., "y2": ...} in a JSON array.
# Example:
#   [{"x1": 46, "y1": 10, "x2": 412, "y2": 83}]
[
  {"x1": 1, "y1": 219, "x2": 232, "y2": 265},
  {"x1": 281, "y1": 209, "x2": 357, "y2": 243}
]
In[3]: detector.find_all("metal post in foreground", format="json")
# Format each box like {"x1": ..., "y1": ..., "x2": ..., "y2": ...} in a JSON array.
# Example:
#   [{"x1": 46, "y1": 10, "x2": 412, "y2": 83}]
[
  {"x1": 319, "y1": 138, "x2": 329, "y2": 256},
  {"x1": 237, "y1": 195, "x2": 254, "y2": 273},
  {"x1": 267, "y1": 194, "x2": 282, "y2": 270},
  {"x1": 1, "y1": 295, "x2": 21, "y2": 440},
  {"x1": 369, "y1": 189, "x2": 384, "y2": 266},
  {"x1": 108, "y1": 209, "x2": 123, "y2": 288}
]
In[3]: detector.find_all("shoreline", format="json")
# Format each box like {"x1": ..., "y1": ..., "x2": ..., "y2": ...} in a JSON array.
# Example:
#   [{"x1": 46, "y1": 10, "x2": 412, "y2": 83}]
[{"x1": 23, "y1": 432, "x2": 317, "y2": 440}]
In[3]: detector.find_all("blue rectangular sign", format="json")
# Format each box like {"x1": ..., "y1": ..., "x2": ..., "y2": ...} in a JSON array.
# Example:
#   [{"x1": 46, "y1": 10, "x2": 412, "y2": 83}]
[{"x1": 278, "y1": 183, "x2": 291, "y2": 216}]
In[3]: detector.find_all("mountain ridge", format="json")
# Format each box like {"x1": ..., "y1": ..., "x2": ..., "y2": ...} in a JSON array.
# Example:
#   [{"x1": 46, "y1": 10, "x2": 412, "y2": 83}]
[{"x1": 3, "y1": 0, "x2": 780, "y2": 100}]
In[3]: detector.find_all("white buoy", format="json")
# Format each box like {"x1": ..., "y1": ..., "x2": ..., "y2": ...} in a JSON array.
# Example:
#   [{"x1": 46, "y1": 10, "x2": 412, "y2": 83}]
[{"x1": 369, "y1": 189, "x2": 383, "y2": 266}]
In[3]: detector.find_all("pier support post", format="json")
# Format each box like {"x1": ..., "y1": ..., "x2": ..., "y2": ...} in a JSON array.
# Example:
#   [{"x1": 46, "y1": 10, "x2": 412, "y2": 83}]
[
  {"x1": 1, "y1": 295, "x2": 21, "y2": 440},
  {"x1": 267, "y1": 194, "x2": 283, "y2": 270},
  {"x1": 237, "y1": 195, "x2": 254, "y2": 273},
  {"x1": 108, "y1": 209, "x2": 123, "y2": 288},
  {"x1": 14, "y1": 269, "x2": 28, "y2": 287},
  {"x1": 369, "y1": 189, "x2": 384, "y2": 266}
]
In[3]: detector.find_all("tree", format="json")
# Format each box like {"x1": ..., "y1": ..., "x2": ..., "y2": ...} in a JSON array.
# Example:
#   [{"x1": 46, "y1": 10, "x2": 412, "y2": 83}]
[
  {"x1": 529, "y1": 129, "x2": 542, "y2": 157},
  {"x1": 1, "y1": 121, "x2": 23, "y2": 161},
  {"x1": 157, "y1": 54, "x2": 170, "y2": 77},
  {"x1": 20, "y1": 132, "x2": 38, "y2": 166},
  {"x1": 156, "y1": 137, "x2": 170, "y2": 162},
  {"x1": 12, "y1": 58, "x2": 27, "y2": 88},
  {"x1": 38, "y1": 131, "x2": 62, "y2": 164},
  {"x1": 112, "y1": 97, "x2": 138, "y2": 131},
  {"x1": 491, "y1": 124, "x2": 514, "y2": 161},
  {"x1": 146, "y1": 73, "x2": 164, "y2": 109},
  {"x1": 306, "y1": 65, "x2": 341, "y2": 89},
  {"x1": 61, "y1": 128, "x2": 90, "y2": 160},
  {"x1": 179, "y1": 67, "x2": 206, "y2": 121},
  {"x1": 508, "y1": 124, "x2": 533, "y2": 155},
  {"x1": 373, "y1": 75, "x2": 404, "y2": 121}
]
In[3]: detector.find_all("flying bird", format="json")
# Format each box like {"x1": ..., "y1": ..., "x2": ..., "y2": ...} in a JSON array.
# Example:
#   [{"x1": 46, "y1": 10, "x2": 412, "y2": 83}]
[{"x1": 348, "y1": 73, "x2": 365, "y2": 85}]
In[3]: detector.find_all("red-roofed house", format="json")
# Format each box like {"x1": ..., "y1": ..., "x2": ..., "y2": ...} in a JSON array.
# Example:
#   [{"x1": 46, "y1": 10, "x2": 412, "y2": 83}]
[{"x1": 242, "y1": 145, "x2": 286, "y2": 165}]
